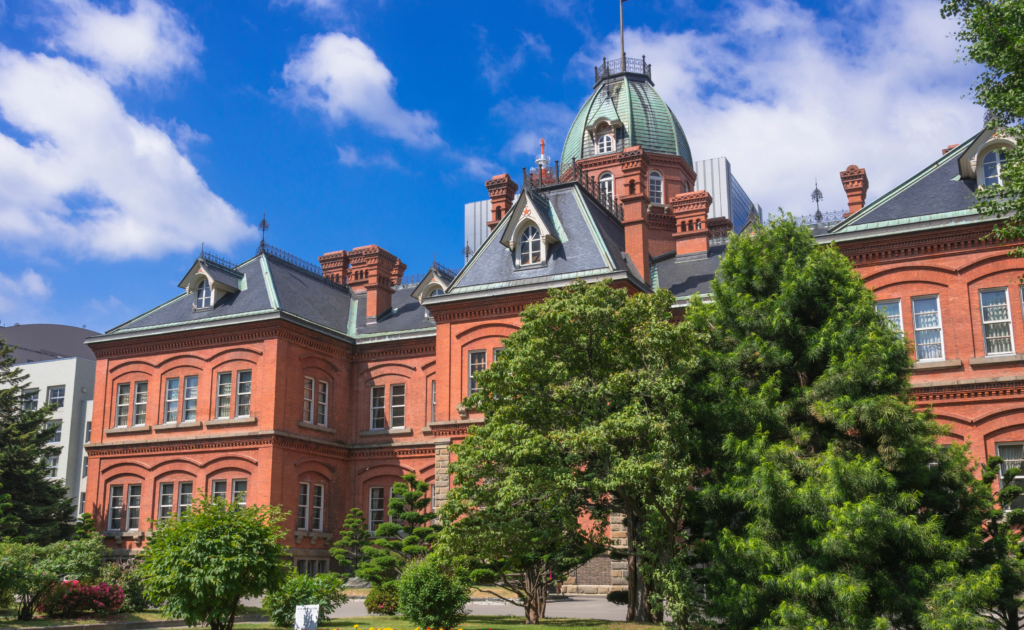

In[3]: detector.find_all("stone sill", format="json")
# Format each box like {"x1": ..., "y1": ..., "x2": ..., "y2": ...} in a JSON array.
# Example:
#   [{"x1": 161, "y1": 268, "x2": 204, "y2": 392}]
[
  {"x1": 969, "y1": 354, "x2": 1024, "y2": 366},
  {"x1": 105, "y1": 426, "x2": 151, "y2": 436},
  {"x1": 293, "y1": 530, "x2": 333, "y2": 545},
  {"x1": 153, "y1": 421, "x2": 202, "y2": 432},
  {"x1": 206, "y1": 417, "x2": 258, "y2": 427},
  {"x1": 359, "y1": 427, "x2": 413, "y2": 437},
  {"x1": 298, "y1": 421, "x2": 336, "y2": 434},
  {"x1": 104, "y1": 530, "x2": 144, "y2": 542},
  {"x1": 422, "y1": 419, "x2": 484, "y2": 435},
  {"x1": 913, "y1": 359, "x2": 963, "y2": 371}
]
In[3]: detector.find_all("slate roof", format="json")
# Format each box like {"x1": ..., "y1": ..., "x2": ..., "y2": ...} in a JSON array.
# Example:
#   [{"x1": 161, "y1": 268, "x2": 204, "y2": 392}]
[
  {"x1": 828, "y1": 131, "x2": 984, "y2": 235},
  {"x1": 653, "y1": 245, "x2": 726, "y2": 303},
  {"x1": 561, "y1": 74, "x2": 693, "y2": 167},
  {"x1": 1, "y1": 324, "x2": 99, "y2": 364}
]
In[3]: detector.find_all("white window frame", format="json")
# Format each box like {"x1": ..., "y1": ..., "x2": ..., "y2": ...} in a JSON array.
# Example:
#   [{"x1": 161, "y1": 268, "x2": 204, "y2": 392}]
[
  {"x1": 45, "y1": 454, "x2": 59, "y2": 478},
  {"x1": 316, "y1": 381, "x2": 329, "y2": 426},
  {"x1": 216, "y1": 373, "x2": 232, "y2": 419},
  {"x1": 183, "y1": 376, "x2": 199, "y2": 422},
  {"x1": 127, "y1": 484, "x2": 141, "y2": 530},
  {"x1": 46, "y1": 420, "x2": 62, "y2": 443},
  {"x1": 997, "y1": 442, "x2": 1024, "y2": 511},
  {"x1": 649, "y1": 171, "x2": 663, "y2": 205},
  {"x1": 912, "y1": 295, "x2": 946, "y2": 362},
  {"x1": 232, "y1": 479, "x2": 247, "y2": 507},
  {"x1": 159, "y1": 483, "x2": 175, "y2": 519},
  {"x1": 981, "y1": 287, "x2": 1015, "y2": 356},
  {"x1": 983, "y1": 149, "x2": 1007, "y2": 187},
  {"x1": 133, "y1": 382, "x2": 148, "y2": 426},
  {"x1": 108, "y1": 485, "x2": 123, "y2": 531},
  {"x1": 596, "y1": 132, "x2": 614, "y2": 155},
  {"x1": 311, "y1": 484, "x2": 323, "y2": 532},
  {"x1": 468, "y1": 350, "x2": 486, "y2": 394},
  {"x1": 303, "y1": 377, "x2": 314, "y2": 424},
  {"x1": 371, "y1": 386, "x2": 386, "y2": 430},
  {"x1": 22, "y1": 389, "x2": 38, "y2": 411},
  {"x1": 115, "y1": 383, "x2": 130, "y2": 427},
  {"x1": 235, "y1": 370, "x2": 252, "y2": 418},
  {"x1": 164, "y1": 377, "x2": 179, "y2": 424},
  {"x1": 81, "y1": 455, "x2": 88, "y2": 478},
  {"x1": 518, "y1": 224, "x2": 543, "y2": 267},
  {"x1": 390, "y1": 384, "x2": 405, "y2": 428},
  {"x1": 369, "y1": 487, "x2": 386, "y2": 533},
  {"x1": 430, "y1": 380, "x2": 436, "y2": 423},
  {"x1": 196, "y1": 280, "x2": 212, "y2": 309},
  {"x1": 875, "y1": 299, "x2": 903, "y2": 333},
  {"x1": 599, "y1": 172, "x2": 614, "y2": 200},
  {"x1": 212, "y1": 479, "x2": 228, "y2": 500},
  {"x1": 47, "y1": 386, "x2": 65, "y2": 409},
  {"x1": 178, "y1": 481, "x2": 193, "y2": 515},
  {"x1": 297, "y1": 482, "x2": 309, "y2": 530}
]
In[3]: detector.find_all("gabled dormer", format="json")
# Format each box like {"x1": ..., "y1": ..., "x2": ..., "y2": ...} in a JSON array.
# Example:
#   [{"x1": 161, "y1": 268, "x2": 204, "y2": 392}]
[
  {"x1": 178, "y1": 254, "x2": 244, "y2": 312},
  {"x1": 498, "y1": 191, "x2": 563, "y2": 268},
  {"x1": 412, "y1": 262, "x2": 458, "y2": 306},
  {"x1": 958, "y1": 128, "x2": 1016, "y2": 188}
]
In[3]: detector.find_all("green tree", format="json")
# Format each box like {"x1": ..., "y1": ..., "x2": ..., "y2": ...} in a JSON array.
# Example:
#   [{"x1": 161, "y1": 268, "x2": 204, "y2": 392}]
[
  {"x1": 689, "y1": 216, "x2": 994, "y2": 629},
  {"x1": 138, "y1": 495, "x2": 289, "y2": 630},
  {"x1": 73, "y1": 512, "x2": 96, "y2": 540},
  {"x1": 941, "y1": 0, "x2": 1024, "y2": 255},
  {"x1": 330, "y1": 474, "x2": 439, "y2": 587},
  {"x1": 457, "y1": 280, "x2": 707, "y2": 623},
  {"x1": 0, "y1": 482, "x2": 19, "y2": 539},
  {"x1": 261, "y1": 571, "x2": 347, "y2": 628},
  {"x1": 0, "y1": 338, "x2": 75, "y2": 543},
  {"x1": 437, "y1": 489, "x2": 602, "y2": 623},
  {"x1": 396, "y1": 556, "x2": 471, "y2": 630},
  {"x1": 0, "y1": 534, "x2": 105, "y2": 620}
]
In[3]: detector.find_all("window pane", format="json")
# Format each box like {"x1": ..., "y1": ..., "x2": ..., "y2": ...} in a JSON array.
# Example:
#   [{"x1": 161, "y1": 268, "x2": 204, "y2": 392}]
[
  {"x1": 178, "y1": 482, "x2": 193, "y2": 515},
  {"x1": 109, "y1": 486, "x2": 123, "y2": 530},
  {"x1": 47, "y1": 421, "x2": 62, "y2": 443},
  {"x1": 997, "y1": 444, "x2": 1024, "y2": 510},
  {"x1": 116, "y1": 383, "x2": 130, "y2": 426},
  {"x1": 133, "y1": 382, "x2": 148, "y2": 426},
  {"x1": 82, "y1": 455, "x2": 88, "y2": 478},
  {"x1": 236, "y1": 371, "x2": 252, "y2": 417},
  {"x1": 981, "y1": 289, "x2": 1013, "y2": 355},
  {"x1": 912, "y1": 297, "x2": 944, "y2": 361},
  {"x1": 216, "y1": 373, "x2": 232, "y2": 418},
  {"x1": 303, "y1": 378, "x2": 314, "y2": 423},
  {"x1": 875, "y1": 301, "x2": 901, "y2": 331},
  {"x1": 369, "y1": 487, "x2": 385, "y2": 532},
  {"x1": 649, "y1": 173, "x2": 663, "y2": 205},
  {"x1": 391, "y1": 385, "x2": 405, "y2": 428},
  {"x1": 297, "y1": 483, "x2": 308, "y2": 530},
  {"x1": 159, "y1": 483, "x2": 174, "y2": 519},
  {"x1": 213, "y1": 480, "x2": 227, "y2": 499},
  {"x1": 22, "y1": 390, "x2": 38, "y2": 411},
  {"x1": 469, "y1": 351, "x2": 486, "y2": 394},
  {"x1": 430, "y1": 380, "x2": 436, "y2": 423},
  {"x1": 164, "y1": 378, "x2": 179, "y2": 424},
  {"x1": 371, "y1": 387, "x2": 386, "y2": 430},
  {"x1": 312, "y1": 485, "x2": 323, "y2": 531},
  {"x1": 48, "y1": 386, "x2": 65, "y2": 408},
  {"x1": 127, "y1": 485, "x2": 141, "y2": 529},
  {"x1": 183, "y1": 376, "x2": 199, "y2": 421},
  {"x1": 233, "y1": 480, "x2": 247, "y2": 507},
  {"x1": 317, "y1": 381, "x2": 328, "y2": 426}
]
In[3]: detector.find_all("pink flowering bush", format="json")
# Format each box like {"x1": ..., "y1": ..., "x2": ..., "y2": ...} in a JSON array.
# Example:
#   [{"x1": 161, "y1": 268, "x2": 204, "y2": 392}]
[{"x1": 38, "y1": 580, "x2": 125, "y2": 618}]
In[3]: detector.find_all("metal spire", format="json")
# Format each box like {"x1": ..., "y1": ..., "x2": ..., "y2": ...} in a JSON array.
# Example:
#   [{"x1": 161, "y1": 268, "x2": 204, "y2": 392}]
[
  {"x1": 620, "y1": 0, "x2": 628, "y2": 67},
  {"x1": 811, "y1": 179, "x2": 824, "y2": 222},
  {"x1": 258, "y1": 213, "x2": 270, "y2": 250}
]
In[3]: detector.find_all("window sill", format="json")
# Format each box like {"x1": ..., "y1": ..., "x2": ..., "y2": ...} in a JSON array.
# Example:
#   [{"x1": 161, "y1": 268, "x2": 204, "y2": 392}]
[
  {"x1": 912, "y1": 359, "x2": 963, "y2": 371},
  {"x1": 206, "y1": 417, "x2": 258, "y2": 427},
  {"x1": 359, "y1": 427, "x2": 413, "y2": 437},
  {"x1": 298, "y1": 421, "x2": 336, "y2": 434},
  {"x1": 153, "y1": 421, "x2": 202, "y2": 432},
  {"x1": 105, "y1": 426, "x2": 151, "y2": 435},
  {"x1": 513, "y1": 261, "x2": 548, "y2": 272},
  {"x1": 969, "y1": 354, "x2": 1024, "y2": 366},
  {"x1": 104, "y1": 530, "x2": 144, "y2": 541},
  {"x1": 293, "y1": 530, "x2": 332, "y2": 545}
]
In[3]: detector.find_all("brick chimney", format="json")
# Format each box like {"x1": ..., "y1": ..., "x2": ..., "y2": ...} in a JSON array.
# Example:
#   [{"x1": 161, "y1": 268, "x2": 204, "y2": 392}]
[
  {"x1": 841, "y1": 165, "x2": 869, "y2": 217},
  {"x1": 618, "y1": 146, "x2": 651, "y2": 284},
  {"x1": 345, "y1": 245, "x2": 406, "y2": 324},
  {"x1": 942, "y1": 144, "x2": 960, "y2": 156},
  {"x1": 486, "y1": 174, "x2": 519, "y2": 231},
  {"x1": 670, "y1": 191, "x2": 713, "y2": 258},
  {"x1": 318, "y1": 250, "x2": 350, "y2": 284}
]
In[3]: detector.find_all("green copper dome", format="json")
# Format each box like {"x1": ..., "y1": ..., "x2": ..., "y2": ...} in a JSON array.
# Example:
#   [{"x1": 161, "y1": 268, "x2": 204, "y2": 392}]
[{"x1": 561, "y1": 72, "x2": 693, "y2": 167}]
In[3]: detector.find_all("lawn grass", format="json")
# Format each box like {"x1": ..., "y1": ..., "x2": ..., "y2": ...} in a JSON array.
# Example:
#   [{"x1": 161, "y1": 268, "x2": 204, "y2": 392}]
[{"x1": 0, "y1": 607, "x2": 264, "y2": 628}]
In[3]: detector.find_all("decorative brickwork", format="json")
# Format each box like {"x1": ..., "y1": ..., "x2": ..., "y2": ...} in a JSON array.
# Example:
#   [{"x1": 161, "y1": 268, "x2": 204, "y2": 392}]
[
  {"x1": 486, "y1": 174, "x2": 519, "y2": 232},
  {"x1": 840, "y1": 165, "x2": 869, "y2": 217}
]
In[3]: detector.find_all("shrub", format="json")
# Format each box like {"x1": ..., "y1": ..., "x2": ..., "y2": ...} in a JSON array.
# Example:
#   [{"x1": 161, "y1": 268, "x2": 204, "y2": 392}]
[
  {"x1": 100, "y1": 560, "x2": 149, "y2": 613},
  {"x1": 1, "y1": 535, "x2": 106, "y2": 620},
  {"x1": 396, "y1": 557, "x2": 470, "y2": 630},
  {"x1": 364, "y1": 582, "x2": 398, "y2": 616},
  {"x1": 262, "y1": 572, "x2": 347, "y2": 627},
  {"x1": 606, "y1": 590, "x2": 628, "y2": 606},
  {"x1": 38, "y1": 580, "x2": 124, "y2": 618}
]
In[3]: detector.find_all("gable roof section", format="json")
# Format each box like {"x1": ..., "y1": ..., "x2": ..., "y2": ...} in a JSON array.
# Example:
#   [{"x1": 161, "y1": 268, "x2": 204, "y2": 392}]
[{"x1": 829, "y1": 131, "x2": 984, "y2": 235}]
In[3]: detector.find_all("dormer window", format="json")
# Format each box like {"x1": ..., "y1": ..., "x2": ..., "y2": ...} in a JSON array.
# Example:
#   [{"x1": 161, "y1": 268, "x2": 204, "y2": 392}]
[
  {"x1": 429, "y1": 288, "x2": 444, "y2": 297},
  {"x1": 196, "y1": 280, "x2": 212, "y2": 309},
  {"x1": 597, "y1": 133, "x2": 614, "y2": 155},
  {"x1": 983, "y1": 149, "x2": 1007, "y2": 186},
  {"x1": 519, "y1": 226, "x2": 542, "y2": 266},
  {"x1": 649, "y1": 171, "x2": 663, "y2": 204}
]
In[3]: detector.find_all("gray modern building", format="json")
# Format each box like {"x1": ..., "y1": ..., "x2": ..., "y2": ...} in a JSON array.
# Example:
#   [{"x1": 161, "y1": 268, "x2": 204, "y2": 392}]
[{"x1": 693, "y1": 156, "x2": 762, "y2": 231}]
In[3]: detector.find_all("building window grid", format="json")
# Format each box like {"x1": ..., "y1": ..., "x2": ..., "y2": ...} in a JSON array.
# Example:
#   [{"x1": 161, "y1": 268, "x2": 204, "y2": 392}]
[
  {"x1": 390, "y1": 385, "x2": 405, "y2": 428},
  {"x1": 596, "y1": 133, "x2": 614, "y2": 154},
  {"x1": 649, "y1": 171, "x2": 663, "y2": 205},
  {"x1": 212, "y1": 479, "x2": 227, "y2": 500},
  {"x1": 183, "y1": 376, "x2": 198, "y2": 421},
  {"x1": 22, "y1": 389, "x2": 38, "y2": 411},
  {"x1": 236, "y1": 371, "x2": 252, "y2": 417},
  {"x1": 216, "y1": 373, "x2": 232, "y2": 418},
  {"x1": 912, "y1": 296, "x2": 946, "y2": 361},
  {"x1": 47, "y1": 386, "x2": 65, "y2": 408},
  {"x1": 46, "y1": 421, "x2": 62, "y2": 443},
  {"x1": 997, "y1": 443, "x2": 1024, "y2": 510},
  {"x1": 108, "y1": 486, "x2": 123, "y2": 531},
  {"x1": 115, "y1": 383, "x2": 130, "y2": 427},
  {"x1": 196, "y1": 280, "x2": 212, "y2": 309},
  {"x1": 311, "y1": 485, "x2": 323, "y2": 531},
  {"x1": 303, "y1": 378, "x2": 314, "y2": 424},
  {"x1": 369, "y1": 487, "x2": 386, "y2": 533},
  {"x1": 371, "y1": 387, "x2": 386, "y2": 430},
  {"x1": 159, "y1": 483, "x2": 174, "y2": 519},
  {"x1": 45, "y1": 455, "x2": 59, "y2": 478},
  {"x1": 468, "y1": 351, "x2": 486, "y2": 394},
  {"x1": 875, "y1": 299, "x2": 903, "y2": 333},
  {"x1": 599, "y1": 172, "x2": 614, "y2": 200},
  {"x1": 178, "y1": 482, "x2": 193, "y2": 515},
  {"x1": 85, "y1": 419, "x2": 91, "y2": 443},
  {"x1": 519, "y1": 226, "x2": 542, "y2": 266},
  {"x1": 232, "y1": 480, "x2": 247, "y2": 507},
  {"x1": 316, "y1": 381, "x2": 328, "y2": 426},
  {"x1": 132, "y1": 382, "x2": 148, "y2": 426},
  {"x1": 297, "y1": 483, "x2": 309, "y2": 530},
  {"x1": 981, "y1": 288, "x2": 1015, "y2": 356},
  {"x1": 164, "y1": 377, "x2": 180, "y2": 424},
  {"x1": 127, "y1": 484, "x2": 141, "y2": 530},
  {"x1": 984, "y1": 149, "x2": 1007, "y2": 187},
  {"x1": 81, "y1": 455, "x2": 88, "y2": 478},
  {"x1": 430, "y1": 380, "x2": 436, "y2": 423},
  {"x1": 79, "y1": 492, "x2": 86, "y2": 516}
]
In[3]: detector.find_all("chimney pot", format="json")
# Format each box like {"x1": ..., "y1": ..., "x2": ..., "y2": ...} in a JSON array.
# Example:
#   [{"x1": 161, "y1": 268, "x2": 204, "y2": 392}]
[
  {"x1": 486, "y1": 174, "x2": 519, "y2": 232},
  {"x1": 670, "y1": 191, "x2": 713, "y2": 258},
  {"x1": 840, "y1": 165, "x2": 869, "y2": 218}
]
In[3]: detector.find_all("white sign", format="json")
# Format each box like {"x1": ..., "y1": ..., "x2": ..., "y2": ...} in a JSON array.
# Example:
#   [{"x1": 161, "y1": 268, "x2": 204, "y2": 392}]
[{"x1": 294, "y1": 605, "x2": 320, "y2": 630}]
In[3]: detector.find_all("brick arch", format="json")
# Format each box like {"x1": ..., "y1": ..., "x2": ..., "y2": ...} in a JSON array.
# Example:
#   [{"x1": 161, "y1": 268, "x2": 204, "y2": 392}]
[
  {"x1": 209, "y1": 354, "x2": 258, "y2": 372},
  {"x1": 360, "y1": 362, "x2": 417, "y2": 378},
  {"x1": 299, "y1": 354, "x2": 340, "y2": 374},
  {"x1": 862, "y1": 264, "x2": 956, "y2": 284},
  {"x1": 355, "y1": 463, "x2": 415, "y2": 483},
  {"x1": 871, "y1": 278, "x2": 950, "y2": 293},
  {"x1": 151, "y1": 457, "x2": 203, "y2": 472},
  {"x1": 109, "y1": 362, "x2": 156, "y2": 376},
  {"x1": 455, "y1": 322, "x2": 519, "y2": 341},
  {"x1": 965, "y1": 266, "x2": 1024, "y2": 288},
  {"x1": 294, "y1": 458, "x2": 336, "y2": 480},
  {"x1": 153, "y1": 354, "x2": 207, "y2": 369},
  {"x1": 422, "y1": 360, "x2": 436, "y2": 372},
  {"x1": 204, "y1": 454, "x2": 259, "y2": 469},
  {"x1": 102, "y1": 460, "x2": 153, "y2": 474},
  {"x1": 959, "y1": 254, "x2": 1024, "y2": 278}
]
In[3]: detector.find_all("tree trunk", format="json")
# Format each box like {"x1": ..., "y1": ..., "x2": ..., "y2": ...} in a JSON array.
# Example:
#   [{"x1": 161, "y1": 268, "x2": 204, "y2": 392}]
[
  {"x1": 1009, "y1": 606, "x2": 1020, "y2": 630},
  {"x1": 523, "y1": 568, "x2": 542, "y2": 625},
  {"x1": 538, "y1": 586, "x2": 547, "y2": 621},
  {"x1": 18, "y1": 599, "x2": 33, "y2": 621},
  {"x1": 625, "y1": 509, "x2": 653, "y2": 623}
]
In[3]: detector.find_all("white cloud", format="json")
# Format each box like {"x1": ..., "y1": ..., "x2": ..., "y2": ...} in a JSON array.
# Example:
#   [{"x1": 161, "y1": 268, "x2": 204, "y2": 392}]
[
  {"x1": 479, "y1": 29, "x2": 551, "y2": 92},
  {"x1": 271, "y1": 0, "x2": 346, "y2": 18},
  {"x1": 0, "y1": 48, "x2": 254, "y2": 260},
  {"x1": 0, "y1": 269, "x2": 50, "y2": 313},
  {"x1": 491, "y1": 98, "x2": 576, "y2": 160},
  {"x1": 281, "y1": 32, "x2": 442, "y2": 147},
  {"x1": 46, "y1": 0, "x2": 202, "y2": 86},
  {"x1": 573, "y1": 0, "x2": 984, "y2": 219},
  {"x1": 458, "y1": 154, "x2": 503, "y2": 180},
  {"x1": 336, "y1": 144, "x2": 400, "y2": 169},
  {"x1": 88, "y1": 295, "x2": 127, "y2": 314},
  {"x1": 163, "y1": 118, "x2": 211, "y2": 152}
]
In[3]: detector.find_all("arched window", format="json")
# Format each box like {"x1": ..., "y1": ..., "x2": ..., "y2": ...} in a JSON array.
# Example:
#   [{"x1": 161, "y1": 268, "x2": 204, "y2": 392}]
[
  {"x1": 597, "y1": 133, "x2": 614, "y2": 155},
  {"x1": 519, "y1": 226, "x2": 542, "y2": 266},
  {"x1": 429, "y1": 288, "x2": 444, "y2": 297},
  {"x1": 649, "y1": 171, "x2": 663, "y2": 204},
  {"x1": 196, "y1": 280, "x2": 212, "y2": 309},
  {"x1": 983, "y1": 149, "x2": 1007, "y2": 186},
  {"x1": 599, "y1": 172, "x2": 614, "y2": 201}
]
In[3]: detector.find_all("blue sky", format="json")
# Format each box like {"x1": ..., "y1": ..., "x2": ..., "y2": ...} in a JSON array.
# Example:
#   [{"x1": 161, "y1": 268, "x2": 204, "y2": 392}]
[{"x1": 0, "y1": 0, "x2": 983, "y2": 332}]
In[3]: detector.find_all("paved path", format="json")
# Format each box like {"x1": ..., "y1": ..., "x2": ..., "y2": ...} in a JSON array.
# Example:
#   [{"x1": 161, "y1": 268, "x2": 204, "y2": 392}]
[{"x1": 323, "y1": 596, "x2": 626, "y2": 622}]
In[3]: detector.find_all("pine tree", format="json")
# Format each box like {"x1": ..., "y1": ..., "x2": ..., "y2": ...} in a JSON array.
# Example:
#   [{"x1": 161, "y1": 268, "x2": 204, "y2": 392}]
[
  {"x1": 0, "y1": 339, "x2": 74, "y2": 543},
  {"x1": 688, "y1": 217, "x2": 994, "y2": 629}
]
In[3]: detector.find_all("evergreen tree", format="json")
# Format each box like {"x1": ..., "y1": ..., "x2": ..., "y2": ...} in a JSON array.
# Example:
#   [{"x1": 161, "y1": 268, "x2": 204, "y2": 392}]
[
  {"x1": 0, "y1": 338, "x2": 74, "y2": 543},
  {"x1": 330, "y1": 508, "x2": 374, "y2": 576},
  {"x1": 689, "y1": 217, "x2": 994, "y2": 629}
]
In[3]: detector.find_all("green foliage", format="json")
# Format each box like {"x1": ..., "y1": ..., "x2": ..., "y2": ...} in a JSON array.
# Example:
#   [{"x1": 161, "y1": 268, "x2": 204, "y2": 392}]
[
  {"x1": 329, "y1": 475, "x2": 439, "y2": 588},
  {"x1": 0, "y1": 534, "x2": 105, "y2": 620},
  {"x1": 138, "y1": 494, "x2": 290, "y2": 630},
  {"x1": 74, "y1": 513, "x2": 97, "y2": 541},
  {"x1": 0, "y1": 338, "x2": 75, "y2": 544},
  {"x1": 261, "y1": 571, "x2": 347, "y2": 627},
  {"x1": 396, "y1": 556, "x2": 470, "y2": 630},
  {"x1": 688, "y1": 216, "x2": 993, "y2": 629},
  {"x1": 451, "y1": 279, "x2": 707, "y2": 622},
  {"x1": 364, "y1": 582, "x2": 399, "y2": 616},
  {"x1": 100, "y1": 559, "x2": 149, "y2": 613}
]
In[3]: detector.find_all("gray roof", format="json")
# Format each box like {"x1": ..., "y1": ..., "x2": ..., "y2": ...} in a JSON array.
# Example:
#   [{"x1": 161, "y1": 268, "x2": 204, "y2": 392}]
[
  {"x1": 0, "y1": 324, "x2": 99, "y2": 364},
  {"x1": 354, "y1": 287, "x2": 434, "y2": 337},
  {"x1": 653, "y1": 246, "x2": 726, "y2": 301}
]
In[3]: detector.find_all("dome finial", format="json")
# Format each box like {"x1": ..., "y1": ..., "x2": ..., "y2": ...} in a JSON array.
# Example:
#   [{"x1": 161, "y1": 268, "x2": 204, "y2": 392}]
[{"x1": 620, "y1": 0, "x2": 628, "y2": 67}]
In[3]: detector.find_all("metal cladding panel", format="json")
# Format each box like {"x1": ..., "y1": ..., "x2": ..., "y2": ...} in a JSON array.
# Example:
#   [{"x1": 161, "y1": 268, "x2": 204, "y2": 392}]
[
  {"x1": 464, "y1": 200, "x2": 491, "y2": 261},
  {"x1": 694, "y1": 157, "x2": 731, "y2": 222},
  {"x1": 729, "y1": 173, "x2": 754, "y2": 230}
]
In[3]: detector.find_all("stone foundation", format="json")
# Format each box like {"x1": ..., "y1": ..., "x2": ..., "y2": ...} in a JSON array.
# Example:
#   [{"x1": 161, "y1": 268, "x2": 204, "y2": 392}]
[{"x1": 562, "y1": 514, "x2": 628, "y2": 595}]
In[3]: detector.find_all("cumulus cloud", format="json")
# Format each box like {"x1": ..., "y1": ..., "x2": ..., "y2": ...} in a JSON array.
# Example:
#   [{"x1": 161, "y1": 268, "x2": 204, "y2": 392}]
[
  {"x1": 0, "y1": 269, "x2": 50, "y2": 313},
  {"x1": 573, "y1": 0, "x2": 984, "y2": 218},
  {"x1": 281, "y1": 32, "x2": 443, "y2": 147},
  {"x1": 336, "y1": 144, "x2": 400, "y2": 168},
  {"x1": 478, "y1": 29, "x2": 551, "y2": 92},
  {"x1": 0, "y1": 48, "x2": 254, "y2": 260},
  {"x1": 46, "y1": 0, "x2": 202, "y2": 86},
  {"x1": 491, "y1": 97, "x2": 576, "y2": 160}
]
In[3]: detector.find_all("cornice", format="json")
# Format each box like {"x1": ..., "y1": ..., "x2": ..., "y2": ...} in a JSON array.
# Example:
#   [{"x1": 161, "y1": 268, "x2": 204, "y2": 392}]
[
  {"x1": 430, "y1": 292, "x2": 544, "y2": 324},
  {"x1": 913, "y1": 378, "x2": 1024, "y2": 403},
  {"x1": 92, "y1": 324, "x2": 280, "y2": 360},
  {"x1": 353, "y1": 342, "x2": 436, "y2": 363}
]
